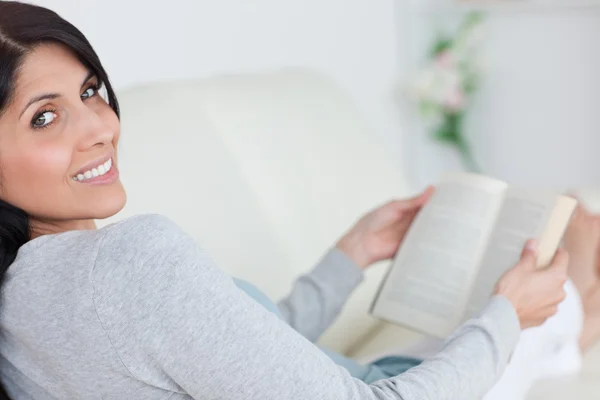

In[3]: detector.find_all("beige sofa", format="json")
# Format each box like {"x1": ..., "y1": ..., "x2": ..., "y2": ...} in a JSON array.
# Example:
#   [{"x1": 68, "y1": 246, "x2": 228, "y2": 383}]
[{"x1": 102, "y1": 68, "x2": 599, "y2": 399}]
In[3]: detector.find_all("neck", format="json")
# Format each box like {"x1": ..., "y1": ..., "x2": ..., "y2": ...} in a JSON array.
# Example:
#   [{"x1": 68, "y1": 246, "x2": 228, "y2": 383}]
[{"x1": 29, "y1": 218, "x2": 97, "y2": 239}]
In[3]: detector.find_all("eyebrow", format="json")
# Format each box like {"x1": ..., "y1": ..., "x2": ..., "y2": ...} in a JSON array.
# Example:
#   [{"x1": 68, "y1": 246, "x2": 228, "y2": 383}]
[{"x1": 19, "y1": 70, "x2": 97, "y2": 119}]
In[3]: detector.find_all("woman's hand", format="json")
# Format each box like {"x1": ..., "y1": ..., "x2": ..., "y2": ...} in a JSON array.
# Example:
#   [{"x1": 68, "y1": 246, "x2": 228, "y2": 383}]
[
  {"x1": 336, "y1": 186, "x2": 434, "y2": 269},
  {"x1": 494, "y1": 240, "x2": 569, "y2": 329}
]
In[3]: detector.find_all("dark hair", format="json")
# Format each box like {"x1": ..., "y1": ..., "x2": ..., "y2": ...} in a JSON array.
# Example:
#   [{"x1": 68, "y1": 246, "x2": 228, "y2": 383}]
[{"x1": 0, "y1": 2, "x2": 119, "y2": 397}]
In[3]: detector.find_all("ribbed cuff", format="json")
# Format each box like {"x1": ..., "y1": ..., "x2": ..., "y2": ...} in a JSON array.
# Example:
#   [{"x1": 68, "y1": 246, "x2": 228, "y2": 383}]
[{"x1": 310, "y1": 248, "x2": 365, "y2": 297}]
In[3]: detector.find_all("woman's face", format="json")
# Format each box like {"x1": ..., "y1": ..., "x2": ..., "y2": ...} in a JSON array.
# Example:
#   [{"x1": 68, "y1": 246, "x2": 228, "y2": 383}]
[{"x1": 0, "y1": 43, "x2": 126, "y2": 235}]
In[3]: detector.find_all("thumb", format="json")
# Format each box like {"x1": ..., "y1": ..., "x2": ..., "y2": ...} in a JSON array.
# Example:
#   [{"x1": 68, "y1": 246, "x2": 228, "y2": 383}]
[
  {"x1": 405, "y1": 186, "x2": 435, "y2": 209},
  {"x1": 518, "y1": 239, "x2": 538, "y2": 270},
  {"x1": 391, "y1": 186, "x2": 435, "y2": 212}
]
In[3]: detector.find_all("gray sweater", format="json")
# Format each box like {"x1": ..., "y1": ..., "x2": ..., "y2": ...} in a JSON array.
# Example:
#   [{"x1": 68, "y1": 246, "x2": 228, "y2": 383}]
[{"x1": 0, "y1": 214, "x2": 521, "y2": 399}]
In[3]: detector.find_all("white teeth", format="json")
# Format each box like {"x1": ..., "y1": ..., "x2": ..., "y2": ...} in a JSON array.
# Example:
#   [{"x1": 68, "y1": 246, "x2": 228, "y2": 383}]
[{"x1": 74, "y1": 158, "x2": 113, "y2": 182}]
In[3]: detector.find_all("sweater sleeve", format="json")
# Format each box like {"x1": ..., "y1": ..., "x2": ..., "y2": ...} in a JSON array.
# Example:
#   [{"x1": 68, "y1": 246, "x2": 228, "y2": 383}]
[
  {"x1": 276, "y1": 248, "x2": 364, "y2": 341},
  {"x1": 92, "y1": 214, "x2": 521, "y2": 400}
]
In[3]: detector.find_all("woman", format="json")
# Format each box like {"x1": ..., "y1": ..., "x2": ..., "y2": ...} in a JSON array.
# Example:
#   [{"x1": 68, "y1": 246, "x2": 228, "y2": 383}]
[{"x1": 0, "y1": 1, "x2": 595, "y2": 399}]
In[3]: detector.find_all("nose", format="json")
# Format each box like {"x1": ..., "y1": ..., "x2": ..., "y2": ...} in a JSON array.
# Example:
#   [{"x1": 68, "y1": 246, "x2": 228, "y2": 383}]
[{"x1": 75, "y1": 105, "x2": 115, "y2": 151}]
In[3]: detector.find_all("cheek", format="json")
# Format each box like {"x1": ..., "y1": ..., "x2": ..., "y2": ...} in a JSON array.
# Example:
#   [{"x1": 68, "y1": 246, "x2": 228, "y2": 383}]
[{"x1": 3, "y1": 141, "x2": 72, "y2": 190}]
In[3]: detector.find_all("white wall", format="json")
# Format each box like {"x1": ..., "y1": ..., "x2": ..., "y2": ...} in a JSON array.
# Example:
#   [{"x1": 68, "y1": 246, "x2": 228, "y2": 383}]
[
  {"x1": 36, "y1": 1, "x2": 600, "y2": 191},
  {"x1": 472, "y1": 9, "x2": 600, "y2": 189},
  {"x1": 37, "y1": 0, "x2": 407, "y2": 168}
]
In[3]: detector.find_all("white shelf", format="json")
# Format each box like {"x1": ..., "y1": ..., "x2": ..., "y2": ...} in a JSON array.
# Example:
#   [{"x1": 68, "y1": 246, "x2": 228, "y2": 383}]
[{"x1": 416, "y1": 0, "x2": 600, "y2": 14}]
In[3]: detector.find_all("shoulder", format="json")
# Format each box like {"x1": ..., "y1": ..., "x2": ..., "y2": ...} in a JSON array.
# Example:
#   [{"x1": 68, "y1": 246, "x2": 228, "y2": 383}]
[
  {"x1": 91, "y1": 214, "x2": 232, "y2": 333},
  {"x1": 100, "y1": 213, "x2": 188, "y2": 246},
  {"x1": 92, "y1": 214, "x2": 205, "y2": 292},
  {"x1": 98, "y1": 213, "x2": 198, "y2": 257}
]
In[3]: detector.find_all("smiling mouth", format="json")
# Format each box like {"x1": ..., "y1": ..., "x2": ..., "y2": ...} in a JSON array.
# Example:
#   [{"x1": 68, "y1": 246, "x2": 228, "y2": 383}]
[{"x1": 72, "y1": 158, "x2": 113, "y2": 182}]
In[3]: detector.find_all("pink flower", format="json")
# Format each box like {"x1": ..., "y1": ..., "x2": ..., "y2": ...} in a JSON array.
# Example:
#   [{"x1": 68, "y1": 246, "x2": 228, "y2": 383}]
[
  {"x1": 435, "y1": 50, "x2": 455, "y2": 70},
  {"x1": 443, "y1": 87, "x2": 465, "y2": 112}
]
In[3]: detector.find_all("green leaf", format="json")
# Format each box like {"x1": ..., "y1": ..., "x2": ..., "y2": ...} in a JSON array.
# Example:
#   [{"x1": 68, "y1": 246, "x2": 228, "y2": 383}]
[
  {"x1": 431, "y1": 38, "x2": 453, "y2": 56},
  {"x1": 463, "y1": 77, "x2": 478, "y2": 94},
  {"x1": 419, "y1": 102, "x2": 441, "y2": 118}
]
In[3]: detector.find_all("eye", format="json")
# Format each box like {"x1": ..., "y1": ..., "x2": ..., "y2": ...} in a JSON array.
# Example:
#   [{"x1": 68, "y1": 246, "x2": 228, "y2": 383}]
[
  {"x1": 31, "y1": 110, "x2": 57, "y2": 129},
  {"x1": 81, "y1": 85, "x2": 98, "y2": 100}
]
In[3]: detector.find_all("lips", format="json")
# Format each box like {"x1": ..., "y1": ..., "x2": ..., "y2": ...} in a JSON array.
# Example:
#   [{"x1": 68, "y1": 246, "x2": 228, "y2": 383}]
[
  {"x1": 73, "y1": 158, "x2": 113, "y2": 182},
  {"x1": 73, "y1": 150, "x2": 114, "y2": 178}
]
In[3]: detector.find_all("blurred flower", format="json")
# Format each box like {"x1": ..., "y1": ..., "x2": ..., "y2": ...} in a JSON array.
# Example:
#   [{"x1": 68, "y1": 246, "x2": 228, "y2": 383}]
[
  {"x1": 435, "y1": 50, "x2": 455, "y2": 70},
  {"x1": 411, "y1": 66, "x2": 460, "y2": 104},
  {"x1": 408, "y1": 11, "x2": 485, "y2": 173},
  {"x1": 443, "y1": 87, "x2": 466, "y2": 112}
]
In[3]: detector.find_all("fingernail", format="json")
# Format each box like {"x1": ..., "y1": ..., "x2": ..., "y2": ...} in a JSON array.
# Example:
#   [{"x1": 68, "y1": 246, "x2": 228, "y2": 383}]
[{"x1": 526, "y1": 239, "x2": 538, "y2": 252}]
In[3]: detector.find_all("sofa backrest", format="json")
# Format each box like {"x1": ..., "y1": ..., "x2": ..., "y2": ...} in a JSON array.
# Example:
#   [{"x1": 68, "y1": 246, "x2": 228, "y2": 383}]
[{"x1": 102, "y1": 68, "x2": 412, "y2": 353}]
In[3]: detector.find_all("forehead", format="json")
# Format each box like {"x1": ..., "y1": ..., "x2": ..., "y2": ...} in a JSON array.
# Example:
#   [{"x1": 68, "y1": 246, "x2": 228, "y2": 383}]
[{"x1": 14, "y1": 43, "x2": 88, "y2": 103}]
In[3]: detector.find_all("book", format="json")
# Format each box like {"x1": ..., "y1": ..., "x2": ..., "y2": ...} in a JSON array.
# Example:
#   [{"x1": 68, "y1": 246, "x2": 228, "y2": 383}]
[{"x1": 370, "y1": 172, "x2": 578, "y2": 338}]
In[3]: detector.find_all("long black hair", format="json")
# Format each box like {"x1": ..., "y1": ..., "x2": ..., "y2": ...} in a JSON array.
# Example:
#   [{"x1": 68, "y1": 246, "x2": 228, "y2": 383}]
[{"x1": 0, "y1": 1, "x2": 120, "y2": 397}]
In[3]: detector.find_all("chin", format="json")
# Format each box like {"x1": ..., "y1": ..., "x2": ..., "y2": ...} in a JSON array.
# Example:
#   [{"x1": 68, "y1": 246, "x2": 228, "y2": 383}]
[{"x1": 90, "y1": 186, "x2": 127, "y2": 220}]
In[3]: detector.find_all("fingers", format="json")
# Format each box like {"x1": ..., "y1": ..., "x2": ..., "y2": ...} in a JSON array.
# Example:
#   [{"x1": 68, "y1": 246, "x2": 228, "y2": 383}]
[
  {"x1": 421, "y1": 185, "x2": 436, "y2": 200},
  {"x1": 541, "y1": 249, "x2": 568, "y2": 302},
  {"x1": 421, "y1": 185, "x2": 436, "y2": 202},
  {"x1": 570, "y1": 203, "x2": 589, "y2": 222},
  {"x1": 550, "y1": 248, "x2": 569, "y2": 271},
  {"x1": 545, "y1": 248, "x2": 569, "y2": 283},
  {"x1": 556, "y1": 287, "x2": 568, "y2": 303},
  {"x1": 518, "y1": 239, "x2": 538, "y2": 269},
  {"x1": 388, "y1": 186, "x2": 436, "y2": 211},
  {"x1": 527, "y1": 292, "x2": 566, "y2": 328},
  {"x1": 539, "y1": 305, "x2": 559, "y2": 322},
  {"x1": 516, "y1": 241, "x2": 568, "y2": 276}
]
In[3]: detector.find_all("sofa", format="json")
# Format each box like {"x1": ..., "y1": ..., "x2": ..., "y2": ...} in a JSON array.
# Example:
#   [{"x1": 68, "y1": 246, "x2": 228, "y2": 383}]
[{"x1": 101, "y1": 68, "x2": 600, "y2": 399}]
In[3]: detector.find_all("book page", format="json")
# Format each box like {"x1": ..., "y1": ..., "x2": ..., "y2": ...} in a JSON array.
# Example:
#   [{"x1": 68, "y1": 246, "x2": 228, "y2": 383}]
[
  {"x1": 370, "y1": 173, "x2": 507, "y2": 337},
  {"x1": 464, "y1": 189, "x2": 576, "y2": 317}
]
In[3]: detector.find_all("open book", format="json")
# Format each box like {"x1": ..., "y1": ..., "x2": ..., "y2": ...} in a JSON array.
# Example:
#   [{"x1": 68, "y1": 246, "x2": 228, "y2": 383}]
[{"x1": 370, "y1": 172, "x2": 577, "y2": 338}]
